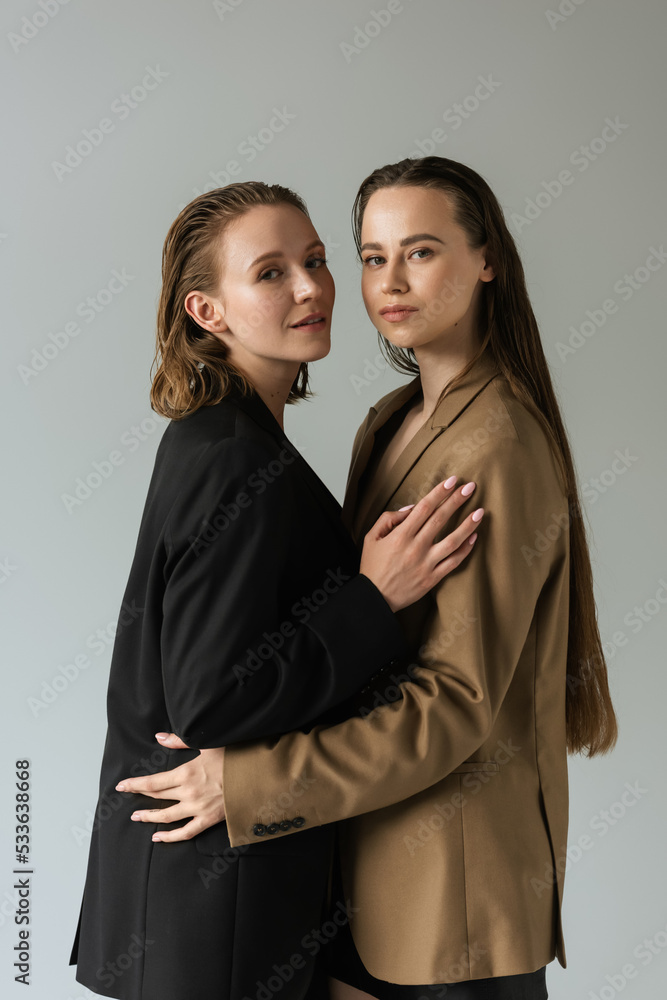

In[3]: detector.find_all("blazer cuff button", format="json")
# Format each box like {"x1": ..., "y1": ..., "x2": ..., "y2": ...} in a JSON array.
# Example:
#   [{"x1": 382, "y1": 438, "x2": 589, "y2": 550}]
[
  {"x1": 266, "y1": 823, "x2": 279, "y2": 835},
  {"x1": 252, "y1": 823, "x2": 267, "y2": 837},
  {"x1": 279, "y1": 819, "x2": 292, "y2": 831},
  {"x1": 292, "y1": 816, "x2": 306, "y2": 828}
]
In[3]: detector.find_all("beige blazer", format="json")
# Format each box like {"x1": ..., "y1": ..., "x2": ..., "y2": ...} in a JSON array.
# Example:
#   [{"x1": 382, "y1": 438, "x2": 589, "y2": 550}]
[{"x1": 222, "y1": 354, "x2": 570, "y2": 984}]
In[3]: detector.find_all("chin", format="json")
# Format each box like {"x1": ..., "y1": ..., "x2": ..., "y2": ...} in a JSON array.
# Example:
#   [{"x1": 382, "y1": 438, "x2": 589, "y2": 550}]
[
  {"x1": 378, "y1": 328, "x2": 422, "y2": 351},
  {"x1": 299, "y1": 337, "x2": 331, "y2": 363}
]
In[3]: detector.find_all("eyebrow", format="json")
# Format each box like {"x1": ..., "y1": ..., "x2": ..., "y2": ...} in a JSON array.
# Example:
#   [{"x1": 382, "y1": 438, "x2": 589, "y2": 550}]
[
  {"x1": 249, "y1": 239, "x2": 325, "y2": 269},
  {"x1": 360, "y1": 233, "x2": 445, "y2": 252}
]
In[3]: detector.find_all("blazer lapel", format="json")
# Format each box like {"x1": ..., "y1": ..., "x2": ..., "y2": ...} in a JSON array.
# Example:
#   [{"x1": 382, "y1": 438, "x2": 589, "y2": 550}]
[
  {"x1": 342, "y1": 377, "x2": 422, "y2": 532},
  {"x1": 344, "y1": 355, "x2": 501, "y2": 541}
]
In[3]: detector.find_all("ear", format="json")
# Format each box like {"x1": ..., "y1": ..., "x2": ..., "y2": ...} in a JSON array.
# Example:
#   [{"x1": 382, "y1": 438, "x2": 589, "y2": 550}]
[
  {"x1": 184, "y1": 290, "x2": 229, "y2": 334},
  {"x1": 478, "y1": 246, "x2": 496, "y2": 283}
]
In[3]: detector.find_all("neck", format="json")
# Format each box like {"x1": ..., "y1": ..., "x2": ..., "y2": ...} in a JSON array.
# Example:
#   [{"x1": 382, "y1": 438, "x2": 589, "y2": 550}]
[
  {"x1": 231, "y1": 356, "x2": 300, "y2": 431},
  {"x1": 413, "y1": 335, "x2": 483, "y2": 419}
]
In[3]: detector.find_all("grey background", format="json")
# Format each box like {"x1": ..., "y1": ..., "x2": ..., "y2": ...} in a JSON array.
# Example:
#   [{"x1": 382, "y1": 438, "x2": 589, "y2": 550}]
[{"x1": 2, "y1": 0, "x2": 666, "y2": 996}]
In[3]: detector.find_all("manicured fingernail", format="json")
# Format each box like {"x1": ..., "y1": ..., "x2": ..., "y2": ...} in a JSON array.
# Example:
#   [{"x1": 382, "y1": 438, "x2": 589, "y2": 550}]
[
  {"x1": 469, "y1": 533, "x2": 478, "y2": 545},
  {"x1": 472, "y1": 507, "x2": 484, "y2": 522},
  {"x1": 155, "y1": 733, "x2": 169, "y2": 740},
  {"x1": 399, "y1": 504, "x2": 415, "y2": 511},
  {"x1": 116, "y1": 783, "x2": 125, "y2": 791},
  {"x1": 461, "y1": 481, "x2": 476, "y2": 496},
  {"x1": 131, "y1": 813, "x2": 140, "y2": 821},
  {"x1": 152, "y1": 835, "x2": 162, "y2": 842},
  {"x1": 443, "y1": 475, "x2": 457, "y2": 489}
]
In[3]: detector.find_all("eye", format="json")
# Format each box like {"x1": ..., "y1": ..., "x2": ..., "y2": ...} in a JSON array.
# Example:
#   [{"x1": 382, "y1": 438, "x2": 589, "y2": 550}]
[
  {"x1": 411, "y1": 248, "x2": 433, "y2": 260},
  {"x1": 259, "y1": 267, "x2": 281, "y2": 281},
  {"x1": 306, "y1": 254, "x2": 328, "y2": 269},
  {"x1": 362, "y1": 255, "x2": 384, "y2": 267}
]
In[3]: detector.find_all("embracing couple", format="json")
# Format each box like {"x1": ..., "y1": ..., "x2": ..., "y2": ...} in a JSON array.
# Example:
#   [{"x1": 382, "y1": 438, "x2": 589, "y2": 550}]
[{"x1": 70, "y1": 155, "x2": 617, "y2": 1000}]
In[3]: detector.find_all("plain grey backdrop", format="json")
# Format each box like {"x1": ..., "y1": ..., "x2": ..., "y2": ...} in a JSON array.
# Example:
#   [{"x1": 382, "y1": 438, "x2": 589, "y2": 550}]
[{"x1": 2, "y1": 0, "x2": 666, "y2": 997}]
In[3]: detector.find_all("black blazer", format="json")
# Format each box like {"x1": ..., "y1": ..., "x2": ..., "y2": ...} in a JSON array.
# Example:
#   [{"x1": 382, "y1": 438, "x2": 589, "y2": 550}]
[{"x1": 70, "y1": 381, "x2": 408, "y2": 999}]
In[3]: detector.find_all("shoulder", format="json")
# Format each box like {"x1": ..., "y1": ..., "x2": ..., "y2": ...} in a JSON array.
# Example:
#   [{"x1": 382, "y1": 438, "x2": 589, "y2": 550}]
[
  {"x1": 437, "y1": 377, "x2": 568, "y2": 518},
  {"x1": 164, "y1": 390, "x2": 293, "y2": 463},
  {"x1": 454, "y1": 376, "x2": 557, "y2": 463},
  {"x1": 154, "y1": 396, "x2": 293, "y2": 510}
]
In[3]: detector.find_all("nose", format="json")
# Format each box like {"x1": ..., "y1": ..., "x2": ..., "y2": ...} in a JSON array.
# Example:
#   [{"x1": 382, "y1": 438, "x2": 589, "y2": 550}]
[
  {"x1": 293, "y1": 265, "x2": 323, "y2": 303},
  {"x1": 380, "y1": 257, "x2": 409, "y2": 295}
]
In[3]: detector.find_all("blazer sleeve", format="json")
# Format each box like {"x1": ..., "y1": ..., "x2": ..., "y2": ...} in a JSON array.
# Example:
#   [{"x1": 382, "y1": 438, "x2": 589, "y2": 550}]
[
  {"x1": 160, "y1": 437, "x2": 408, "y2": 749},
  {"x1": 222, "y1": 431, "x2": 569, "y2": 846}
]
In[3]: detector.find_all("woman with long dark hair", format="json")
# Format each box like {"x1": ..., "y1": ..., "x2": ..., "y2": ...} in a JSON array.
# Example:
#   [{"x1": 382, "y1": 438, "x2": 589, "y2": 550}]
[
  {"x1": 122, "y1": 157, "x2": 617, "y2": 999},
  {"x1": 69, "y1": 180, "x2": 482, "y2": 1000}
]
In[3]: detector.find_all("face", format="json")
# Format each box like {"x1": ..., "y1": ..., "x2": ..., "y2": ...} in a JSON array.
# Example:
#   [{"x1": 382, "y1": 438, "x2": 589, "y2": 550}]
[
  {"x1": 185, "y1": 203, "x2": 335, "y2": 378},
  {"x1": 359, "y1": 186, "x2": 495, "y2": 356}
]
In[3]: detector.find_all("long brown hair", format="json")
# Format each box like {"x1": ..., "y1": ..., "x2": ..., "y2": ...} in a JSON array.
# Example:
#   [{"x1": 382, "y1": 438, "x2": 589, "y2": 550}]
[
  {"x1": 150, "y1": 181, "x2": 313, "y2": 419},
  {"x1": 352, "y1": 156, "x2": 617, "y2": 757}
]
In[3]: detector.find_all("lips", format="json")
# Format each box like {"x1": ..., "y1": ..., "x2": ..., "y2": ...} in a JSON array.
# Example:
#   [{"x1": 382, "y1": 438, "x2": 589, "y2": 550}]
[
  {"x1": 290, "y1": 313, "x2": 326, "y2": 328},
  {"x1": 379, "y1": 305, "x2": 418, "y2": 322}
]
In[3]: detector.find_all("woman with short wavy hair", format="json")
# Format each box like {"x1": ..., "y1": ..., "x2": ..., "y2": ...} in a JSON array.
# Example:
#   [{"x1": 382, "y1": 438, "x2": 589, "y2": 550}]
[{"x1": 69, "y1": 178, "x2": 481, "y2": 1000}]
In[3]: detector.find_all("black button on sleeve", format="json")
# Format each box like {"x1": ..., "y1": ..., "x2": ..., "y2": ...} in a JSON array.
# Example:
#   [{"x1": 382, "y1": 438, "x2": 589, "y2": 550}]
[
  {"x1": 266, "y1": 823, "x2": 279, "y2": 835},
  {"x1": 252, "y1": 823, "x2": 267, "y2": 837},
  {"x1": 279, "y1": 819, "x2": 292, "y2": 831},
  {"x1": 292, "y1": 816, "x2": 306, "y2": 828}
]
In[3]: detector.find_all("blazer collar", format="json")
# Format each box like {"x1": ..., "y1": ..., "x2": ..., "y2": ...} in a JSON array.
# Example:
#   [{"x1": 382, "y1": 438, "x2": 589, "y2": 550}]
[
  {"x1": 225, "y1": 378, "x2": 287, "y2": 444},
  {"x1": 342, "y1": 354, "x2": 500, "y2": 535},
  {"x1": 228, "y1": 380, "x2": 350, "y2": 541}
]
